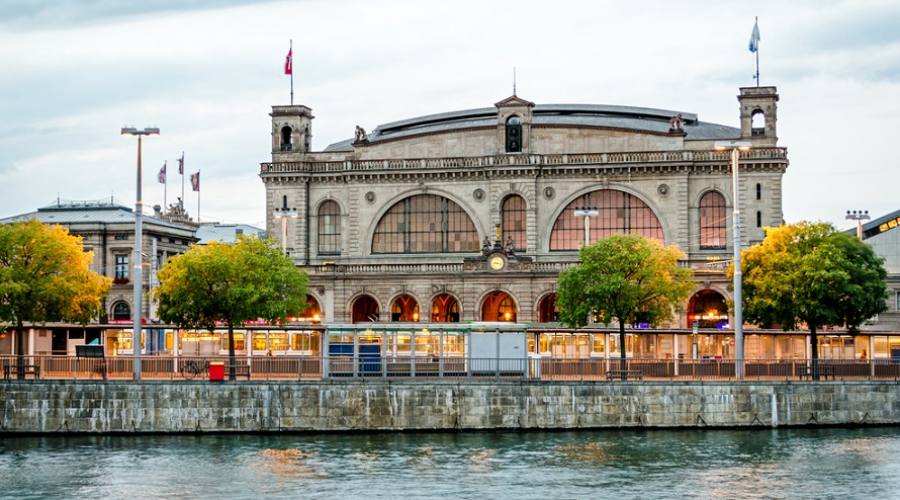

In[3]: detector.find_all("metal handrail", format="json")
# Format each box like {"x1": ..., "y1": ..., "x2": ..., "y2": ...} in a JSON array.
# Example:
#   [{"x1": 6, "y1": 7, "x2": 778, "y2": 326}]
[{"x1": 0, "y1": 355, "x2": 894, "y2": 382}]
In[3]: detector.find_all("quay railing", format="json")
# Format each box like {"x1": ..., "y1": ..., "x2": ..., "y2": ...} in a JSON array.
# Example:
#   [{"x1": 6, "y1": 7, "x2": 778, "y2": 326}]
[{"x1": 1, "y1": 355, "x2": 897, "y2": 382}]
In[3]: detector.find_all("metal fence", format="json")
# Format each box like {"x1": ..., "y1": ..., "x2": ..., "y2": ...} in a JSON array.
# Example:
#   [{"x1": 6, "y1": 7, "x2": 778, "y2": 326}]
[{"x1": 1, "y1": 355, "x2": 898, "y2": 382}]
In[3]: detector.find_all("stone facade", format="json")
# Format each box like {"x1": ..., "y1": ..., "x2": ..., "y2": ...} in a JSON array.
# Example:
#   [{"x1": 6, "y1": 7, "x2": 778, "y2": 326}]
[
  {"x1": 260, "y1": 88, "x2": 788, "y2": 325},
  {"x1": 1, "y1": 380, "x2": 896, "y2": 433}
]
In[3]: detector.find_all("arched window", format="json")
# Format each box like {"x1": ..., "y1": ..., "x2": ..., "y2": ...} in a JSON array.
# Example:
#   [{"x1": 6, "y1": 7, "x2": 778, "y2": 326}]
[
  {"x1": 317, "y1": 200, "x2": 341, "y2": 255},
  {"x1": 756, "y1": 183, "x2": 762, "y2": 200},
  {"x1": 281, "y1": 126, "x2": 293, "y2": 151},
  {"x1": 501, "y1": 195, "x2": 527, "y2": 251},
  {"x1": 537, "y1": 293, "x2": 558, "y2": 323},
  {"x1": 751, "y1": 110, "x2": 765, "y2": 136},
  {"x1": 390, "y1": 294, "x2": 420, "y2": 322},
  {"x1": 299, "y1": 295, "x2": 321, "y2": 323},
  {"x1": 688, "y1": 289, "x2": 728, "y2": 328},
  {"x1": 112, "y1": 302, "x2": 131, "y2": 321},
  {"x1": 351, "y1": 295, "x2": 379, "y2": 323},
  {"x1": 505, "y1": 116, "x2": 522, "y2": 153},
  {"x1": 431, "y1": 294, "x2": 460, "y2": 322},
  {"x1": 699, "y1": 191, "x2": 727, "y2": 249},
  {"x1": 550, "y1": 190, "x2": 663, "y2": 251},
  {"x1": 481, "y1": 291, "x2": 517, "y2": 322},
  {"x1": 282, "y1": 195, "x2": 288, "y2": 210},
  {"x1": 372, "y1": 194, "x2": 479, "y2": 254}
]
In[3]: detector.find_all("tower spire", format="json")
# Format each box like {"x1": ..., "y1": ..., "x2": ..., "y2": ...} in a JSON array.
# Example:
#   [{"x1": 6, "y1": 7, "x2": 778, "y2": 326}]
[{"x1": 512, "y1": 67, "x2": 517, "y2": 96}]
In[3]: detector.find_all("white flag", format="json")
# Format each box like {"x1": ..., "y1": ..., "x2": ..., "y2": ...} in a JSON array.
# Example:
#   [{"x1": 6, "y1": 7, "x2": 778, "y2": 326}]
[{"x1": 748, "y1": 18, "x2": 760, "y2": 53}]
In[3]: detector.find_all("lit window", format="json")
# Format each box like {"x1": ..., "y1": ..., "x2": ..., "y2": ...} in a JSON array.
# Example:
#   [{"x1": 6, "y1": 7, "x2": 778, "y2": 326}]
[{"x1": 699, "y1": 191, "x2": 727, "y2": 249}]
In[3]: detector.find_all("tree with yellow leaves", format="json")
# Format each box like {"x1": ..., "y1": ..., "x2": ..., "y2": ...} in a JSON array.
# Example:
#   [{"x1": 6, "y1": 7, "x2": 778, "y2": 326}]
[{"x1": 0, "y1": 220, "x2": 111, "y2": 378}]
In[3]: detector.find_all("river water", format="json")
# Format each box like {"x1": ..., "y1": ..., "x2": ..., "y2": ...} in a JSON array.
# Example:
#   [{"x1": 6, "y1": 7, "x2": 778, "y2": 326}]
[{"x1": 2, "y1": 428, "x2": 898, "y2": 499}]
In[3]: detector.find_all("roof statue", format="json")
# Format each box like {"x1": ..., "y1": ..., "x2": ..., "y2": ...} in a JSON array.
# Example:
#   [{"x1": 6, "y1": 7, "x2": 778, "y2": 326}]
[
  {"x1": 353, "y1": 125, "x2": 368, "y2": 144},
  {"x1": 668, "y1": 113, "x2": 686, "y2": 135}
]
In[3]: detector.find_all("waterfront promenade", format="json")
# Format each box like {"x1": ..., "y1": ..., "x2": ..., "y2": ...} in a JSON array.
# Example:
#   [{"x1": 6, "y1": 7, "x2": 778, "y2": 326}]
[{"x1": 2, "y1": 354, "x2": 897, "y2": 382}]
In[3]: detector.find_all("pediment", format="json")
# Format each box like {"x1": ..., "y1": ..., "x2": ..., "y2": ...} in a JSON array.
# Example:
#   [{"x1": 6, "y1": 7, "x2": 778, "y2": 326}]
[{"x1": 494, "y1": 95, "x2": 535, "y2": 108}]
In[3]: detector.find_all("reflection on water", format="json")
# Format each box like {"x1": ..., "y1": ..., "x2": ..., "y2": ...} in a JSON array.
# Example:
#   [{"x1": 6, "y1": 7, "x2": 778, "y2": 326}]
[{"x1": 2, "y1": 428, "x2": 899, "y2": 499}]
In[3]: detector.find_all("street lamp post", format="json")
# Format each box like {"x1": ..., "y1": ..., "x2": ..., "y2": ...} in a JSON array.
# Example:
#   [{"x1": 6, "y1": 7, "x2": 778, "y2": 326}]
[
  {"x1": 273, "y1": 207, "x2": 299, "y2": 255},
  {"x1": 574, "y1": 207, "x2": 599, "y2": 247},
  {"x1": 715, "y1": 140, "x2": 751, "y2": 380},
  {"x1": 121, "y1": 127, "x2": 159, "y2": 381},
  {"x1": 845, "y1": 210, "x2": 870, "y2": 240}
]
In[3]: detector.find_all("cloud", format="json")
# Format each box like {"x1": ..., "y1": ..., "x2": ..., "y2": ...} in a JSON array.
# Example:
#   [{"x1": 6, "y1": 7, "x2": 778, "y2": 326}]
[
  {"x1": 0, "y1": 0, "x2": 897, "y2": 230},
  {"x1": 0, "y1": 0, "x2": 274, "y2": 29}
]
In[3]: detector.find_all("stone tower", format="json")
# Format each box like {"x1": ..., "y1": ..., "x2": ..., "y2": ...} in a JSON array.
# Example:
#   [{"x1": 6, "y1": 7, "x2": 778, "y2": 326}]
[
  {"x1": 271, "y1": 105, "x2": 314, "y2": 159},
  {"x1": 738, "y1": 86, "x2": 778, "y2": 146}
]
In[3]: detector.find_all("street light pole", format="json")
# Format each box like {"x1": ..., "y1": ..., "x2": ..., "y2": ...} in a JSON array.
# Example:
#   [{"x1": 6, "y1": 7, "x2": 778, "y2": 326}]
[
  {"x1": 845, "y1": 210, "x2": 870, "y2": 240},
  {"x1": 715, "y1": 140, "x2": 751, "y2": 380},
  {"x1": 121, "y1": 127, "x2": 159, "y2": 381},
  {"x1": 574, "y1": 207, "x2": 599, "y2": 247},
  {"x1": 273, "y1": 207, "x2": 299, "y2": 255}
]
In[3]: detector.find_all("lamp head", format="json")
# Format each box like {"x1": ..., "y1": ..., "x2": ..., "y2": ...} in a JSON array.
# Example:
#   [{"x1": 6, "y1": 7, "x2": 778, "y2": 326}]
[{"x1": 714, "y1": 140, "x2": 752, "y2": 151}]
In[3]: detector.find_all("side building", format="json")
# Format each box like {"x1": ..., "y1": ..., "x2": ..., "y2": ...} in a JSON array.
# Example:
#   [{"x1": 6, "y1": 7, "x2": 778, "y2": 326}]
[
  {"x1": 855, "y1": 209, "x2": 900, "y2": 333},
  {"x1": 0, "y1": 199, "x2": 199, "y2": 355},
  {"x1": 260, "y1": 87, "x2": 787, "y2": 329}
]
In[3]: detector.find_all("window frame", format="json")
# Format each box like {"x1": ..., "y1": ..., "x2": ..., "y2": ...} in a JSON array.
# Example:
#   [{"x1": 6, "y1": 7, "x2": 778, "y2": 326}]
[
  {"x1": 317, "y1": 200, "x2": 342, "y2": 256},
  {"x1": 699, "y1": 191, "x2": 727, "y2": 250}
]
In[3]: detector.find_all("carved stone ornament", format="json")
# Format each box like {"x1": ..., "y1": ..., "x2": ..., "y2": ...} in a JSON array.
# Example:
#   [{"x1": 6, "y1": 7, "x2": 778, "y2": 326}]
[
  {"x1": 365, "y1": 191, "x2": 376, "y2": 203},
  {"x1": 473, "y1": 188, "x2": 485, "y2": 201},
  {"x1": 543, "y1": 186, "x2": 555, "y2": 199},
  {"x1": 657, "y1": 184, "x2": 669, "y2": 196}
]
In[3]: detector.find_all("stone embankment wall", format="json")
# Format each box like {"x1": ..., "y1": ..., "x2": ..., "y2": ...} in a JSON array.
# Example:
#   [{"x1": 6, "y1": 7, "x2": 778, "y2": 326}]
[{"x1": 1, "y1": 381, "x2": 898, "y2": 434}]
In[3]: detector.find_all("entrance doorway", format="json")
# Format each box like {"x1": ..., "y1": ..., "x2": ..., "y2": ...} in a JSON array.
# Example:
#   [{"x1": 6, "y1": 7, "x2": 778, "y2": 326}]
[
  {"x1": 390, "y1": 294, "x2": 420, "y2": 322},
  {"x1": 687, "y1": 289, "x2": 728, "y2": 328},
  {"x1": 351, "y1": 294, "x2": 379, "y2": 323},
  {"x1": 481, "y1": 291, "x2": 517, "y2": 322},
  {"x1": 537, "y1": 293, "x2": 559, "y2": 322},
  {"x1": 431, "y1": 293, "x2": 460, "y2": 322}
]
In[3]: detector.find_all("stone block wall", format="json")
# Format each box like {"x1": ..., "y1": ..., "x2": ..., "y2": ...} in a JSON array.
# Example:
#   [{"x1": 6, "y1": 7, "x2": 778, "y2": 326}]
[{"x1": 2, "y1": 381, "x2": 896, "y2": 434}]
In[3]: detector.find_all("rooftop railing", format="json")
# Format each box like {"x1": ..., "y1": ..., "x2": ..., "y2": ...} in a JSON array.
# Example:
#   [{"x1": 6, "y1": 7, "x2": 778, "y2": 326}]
[{"x1": 260, "y1": 147, "x2": 788, "y2": 175}]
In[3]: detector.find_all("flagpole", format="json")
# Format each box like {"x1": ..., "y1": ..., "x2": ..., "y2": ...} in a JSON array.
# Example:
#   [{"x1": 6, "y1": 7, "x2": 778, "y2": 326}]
[
  {"x1": 197, "y1": 173, "x2": 201, "y2": 223},
  {"x1": 163, "y1": 161, "x2": 167, "y2": 211},
  {"x1": 290, "y1": 39, "x2": 294, "y2": 106},
  {"x1": 755, "y1": 17, "x2": 760, "y2": 87},
  {"x1": 180, "y1": 152, "x2": 185, "y2": 209}
]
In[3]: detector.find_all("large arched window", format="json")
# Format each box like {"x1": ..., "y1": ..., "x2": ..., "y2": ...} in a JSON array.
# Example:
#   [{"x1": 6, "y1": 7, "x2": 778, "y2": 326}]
[
  {"x1": 112, "y1": 301, "x2": 131, "y2": 321},
  {"x1": 751, "y1": 110, "x2": 765, "y2": 136},
  {"x1": 501, "y1": 195, "x2": 527, "y2": 252},
  {"x1": 317, "y1": 200, "x2": 341, "y2": 255},
  {"x1": 549, "y1": 190, "x2": 663, "y2": 251},
  {"x1": 699, "y1": 191, "x2": 727, "y2": 249},
  {"x1": 372, "y1": 194, "x2": 479, "y2": 253},
  {"x1": 506, "y1": 116, "x2": 522, "y2": 153}
]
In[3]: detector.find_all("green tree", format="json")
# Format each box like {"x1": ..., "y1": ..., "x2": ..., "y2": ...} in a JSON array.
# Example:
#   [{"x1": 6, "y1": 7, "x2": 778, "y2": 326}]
[
  {"x1": 155, "y1": 236, "x2": 307, "y2": 380},
  {"x1": 734, "y1": 222, "x2": 887, "y2": 379},
  {"x1": 0, "y1": 220, "x2": 111, "y2": 378},
  {"x1": 556, "y1": 235, "x2": 694, "y2": 378}
]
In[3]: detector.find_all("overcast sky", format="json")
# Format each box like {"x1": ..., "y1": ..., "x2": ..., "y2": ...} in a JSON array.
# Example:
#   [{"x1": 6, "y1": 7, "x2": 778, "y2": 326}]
[{"x1": 1, "y1": 0, "x2": 898, "y2": 229}]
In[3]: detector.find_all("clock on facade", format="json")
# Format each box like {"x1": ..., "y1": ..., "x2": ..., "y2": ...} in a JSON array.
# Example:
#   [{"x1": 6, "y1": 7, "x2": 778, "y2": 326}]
[{"x1": 489, "y1": 255, "x2": 506, "y2": 271}]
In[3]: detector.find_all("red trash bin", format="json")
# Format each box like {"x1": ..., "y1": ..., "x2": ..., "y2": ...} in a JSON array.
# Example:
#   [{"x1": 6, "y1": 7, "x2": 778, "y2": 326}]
[{"x1": 208, "y1": 361, "x2": 225, "y2": 381}]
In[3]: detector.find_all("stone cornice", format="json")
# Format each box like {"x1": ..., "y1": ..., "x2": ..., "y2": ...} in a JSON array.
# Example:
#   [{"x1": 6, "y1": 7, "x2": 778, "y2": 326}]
[{"x1": 260, "y1": 148, "x2": 788, "y2": 184}]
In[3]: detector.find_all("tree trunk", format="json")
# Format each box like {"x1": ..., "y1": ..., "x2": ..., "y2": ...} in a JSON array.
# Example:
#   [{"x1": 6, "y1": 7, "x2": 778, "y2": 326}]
[
  {"x1": 227, "y1": 322, "x2": 236, "y2": 381},
  {"x1": 809, "y1": 324, "x2": 819, "y2": 381},
  {"x1": 15, "y1": 321, "x2": 25, "y2": 381},
  {"x1": 619, "y1": 320, "x2": 627, "y2": 380}
]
